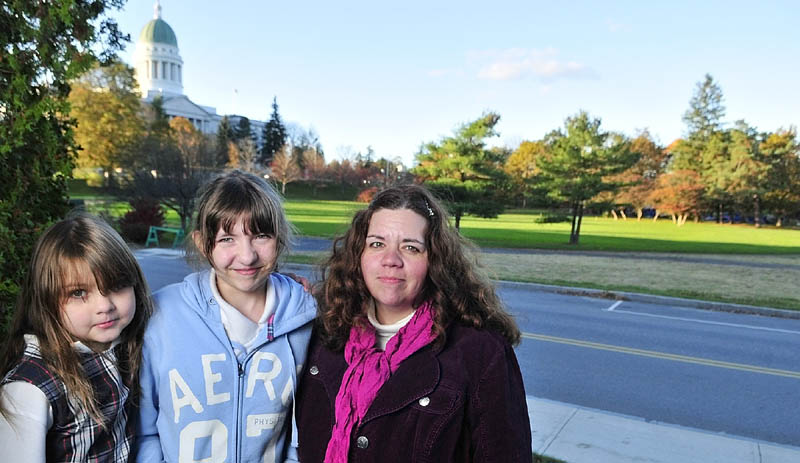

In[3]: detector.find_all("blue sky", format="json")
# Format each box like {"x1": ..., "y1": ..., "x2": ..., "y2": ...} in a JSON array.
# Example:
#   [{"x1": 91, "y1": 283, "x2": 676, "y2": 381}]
[{"x1": 112, "y1": 1, "x2": 800, "y2": 166}]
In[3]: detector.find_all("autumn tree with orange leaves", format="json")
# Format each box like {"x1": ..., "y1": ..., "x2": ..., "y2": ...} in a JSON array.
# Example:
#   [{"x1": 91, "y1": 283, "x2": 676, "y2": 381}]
[{"x1": 648, "y1": 170, "x2": 705, "y2": 226}]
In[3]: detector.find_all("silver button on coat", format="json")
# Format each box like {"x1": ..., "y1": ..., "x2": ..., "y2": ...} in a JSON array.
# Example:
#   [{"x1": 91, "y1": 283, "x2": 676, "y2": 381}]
[
  {"x1": 356, "y1": 436, "x2": 369, "y2": 449},
  {"x1": 418, "y1": 397, "x2": 431, "y2": 407},
  {"x1": 309, "y1": 365, "x2": 319, "y2": 375}
]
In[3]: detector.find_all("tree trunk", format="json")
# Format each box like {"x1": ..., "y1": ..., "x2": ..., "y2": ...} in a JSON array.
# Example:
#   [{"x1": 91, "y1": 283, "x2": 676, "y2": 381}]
[
  {"x1": 454, "y1": 213, "x2": 462, "y2": 232},
  {"x1": 569, "y1": 201, "x2": 579, "y2": 244},
  {"x1": 652, "y1": 209, "x2": 659, "y2": 222},
  {"x1": 636, "y1": 208, "x2": 643, "y2": 221},
  {"x1": 610, "y1": 210, "x2": 618, "y2": 220},
  {"x1": 281, "y1": 181, "x2": 286, "y2": 194},
  {"x1": 718, "y1": 203, "x2": 723, "y2": 224},
  {"x1": 575, "y1": 202, "x2": 584, "y2": 243},
  {"x1": 753, "y1": 194, "x2": 761, "y2": 228},
  {"x1": 620, "y1": 209, "x2": 627, "y2": 220}
]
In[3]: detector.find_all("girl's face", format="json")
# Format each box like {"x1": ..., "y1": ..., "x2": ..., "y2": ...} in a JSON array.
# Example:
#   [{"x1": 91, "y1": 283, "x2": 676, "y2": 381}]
[
  {"x1": 204, "y1": 216, "x2": 277, "y2": 308},
  {"x1": 61, "y1": 262, "x2": 136, "y2": 352},
  {"x1": 360, "y1": 208, "x2": 429, "y2": 324}
]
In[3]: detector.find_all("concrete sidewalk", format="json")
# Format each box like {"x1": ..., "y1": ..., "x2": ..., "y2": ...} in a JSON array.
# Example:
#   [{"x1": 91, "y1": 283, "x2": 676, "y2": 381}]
[{"x1": 528, "y1": 396, "x2": 800, "y2": 462}]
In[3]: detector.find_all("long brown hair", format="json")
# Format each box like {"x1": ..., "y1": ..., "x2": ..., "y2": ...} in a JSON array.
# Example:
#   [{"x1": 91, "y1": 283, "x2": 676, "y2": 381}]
[
  {"x1": 187, "y1": 169, "x2": 294, "y2": 269},
  {"x1": 0, "y1": 213, "x2": 153, "y2": 426},
  {"x1": 317, "y1": 184, "x2": 520, "y2": 351}
]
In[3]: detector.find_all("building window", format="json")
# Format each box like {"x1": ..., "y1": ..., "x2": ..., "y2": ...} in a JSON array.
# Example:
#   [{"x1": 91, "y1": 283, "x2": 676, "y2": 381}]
[
  {"x1": 162, "y1": 62, "x2": 167, "y2": 81},
  {"x1": 146, "y1": 60, "x2": 150, "y2": 79},
  {"x1": 178, "y1": 65, "x2": 182, "y2": 83},
  {"x1": 171, "y1": 63, "x2": 176, "y2": 81},
  {"x1": 152, "y1": 60, "x2": 158, "y2": 79}
]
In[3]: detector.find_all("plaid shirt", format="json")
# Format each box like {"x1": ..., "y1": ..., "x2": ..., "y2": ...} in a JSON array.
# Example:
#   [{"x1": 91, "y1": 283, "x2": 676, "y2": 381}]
[{"x1": 1, "y1": 337, "x2": 132, "y2": 463}]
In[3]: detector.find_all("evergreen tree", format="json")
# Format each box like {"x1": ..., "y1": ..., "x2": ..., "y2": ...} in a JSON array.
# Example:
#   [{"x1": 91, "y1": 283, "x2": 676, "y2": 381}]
[
  {"x1": 233, "y1": 116, "x2": 255, "y2": 143},
  {"x1": 759, "y1": 129, "x2": 800, "y2": 226},
  {"x1": 412, "y1": 113, "x2": 508, "y2": 230},
  {"x1": 215, "y1": 116, "x2": 234, "y2": 167},
  {"x1": 671, "y1": 74, "x2": 731, "y2": 222},
  {"x1": 0, "y1": 0, "x2": 127, "y2": 331},
  {"x1": 260, "y1": 96, "x2": 287, "y2": 165},
  {"x1": 538, "y1": 111, "x2": 638, "y2": 244},
  {"x1": 682, "y1": 74, "x2": 726, "y2": 141}
]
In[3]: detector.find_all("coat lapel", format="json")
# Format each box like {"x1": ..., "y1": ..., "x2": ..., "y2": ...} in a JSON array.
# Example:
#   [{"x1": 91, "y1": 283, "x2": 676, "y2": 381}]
[{"x1": 360, "y1": 345, "x2": 440, "y2": 424}]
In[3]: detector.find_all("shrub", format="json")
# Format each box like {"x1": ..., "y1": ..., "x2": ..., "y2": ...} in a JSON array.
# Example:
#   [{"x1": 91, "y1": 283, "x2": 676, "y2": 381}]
[
  {"x1": 119, "y1": 198, "x2": 165, "y2": 244},
  {"x1": 356, "y1": 186, "x2": 379, "y2": 203},
  {"x1": 535, "y1": 213, "x2": 571, "y2": 223}
]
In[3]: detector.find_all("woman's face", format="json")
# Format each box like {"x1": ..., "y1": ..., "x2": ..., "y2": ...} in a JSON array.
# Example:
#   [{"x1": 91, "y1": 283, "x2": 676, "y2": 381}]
[{"x1": 360, "y1": 208, "x2": 429, "y2": 324}]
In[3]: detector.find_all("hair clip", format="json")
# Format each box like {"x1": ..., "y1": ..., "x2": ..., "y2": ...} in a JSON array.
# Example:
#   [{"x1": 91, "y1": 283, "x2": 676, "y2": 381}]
[{"x1": 424, "y1": 200, "x2": 435, "y2": 217}]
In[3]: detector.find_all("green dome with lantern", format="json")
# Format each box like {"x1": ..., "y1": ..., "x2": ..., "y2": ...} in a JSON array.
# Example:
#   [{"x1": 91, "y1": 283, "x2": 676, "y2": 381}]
[
  {"x1": 139, "y1": 18, "x2": 177, "y2": 47},
  {"x1": 139, "y1": 1, "x2": 177, "y2": 47}
]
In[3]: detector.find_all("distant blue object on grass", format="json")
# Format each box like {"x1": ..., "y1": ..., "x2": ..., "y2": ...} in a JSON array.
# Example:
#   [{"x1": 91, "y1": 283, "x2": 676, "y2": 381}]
[{"x1": 145, "y1": 226, "x2": 185, "y2": 248}]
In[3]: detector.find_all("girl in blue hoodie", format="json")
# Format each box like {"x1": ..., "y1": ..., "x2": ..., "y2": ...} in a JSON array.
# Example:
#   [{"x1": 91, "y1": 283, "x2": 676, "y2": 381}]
[{"x1": 136, "y1": 170, "x2": 316, "y2": 463}]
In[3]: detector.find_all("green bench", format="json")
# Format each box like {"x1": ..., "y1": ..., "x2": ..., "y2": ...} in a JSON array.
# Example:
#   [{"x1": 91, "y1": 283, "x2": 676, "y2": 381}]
[{"x1": 145, "y1": 226, "x2": 185, "y2": 248}]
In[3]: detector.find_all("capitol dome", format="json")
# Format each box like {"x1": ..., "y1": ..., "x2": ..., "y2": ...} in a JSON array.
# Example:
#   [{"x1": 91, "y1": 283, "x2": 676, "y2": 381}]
[
  {"x1": 139, "y1": 17, "x2": 178, "y2": 47},
  {"x1": 133, "y1": 1, "x2": 183, "y2": 98}
]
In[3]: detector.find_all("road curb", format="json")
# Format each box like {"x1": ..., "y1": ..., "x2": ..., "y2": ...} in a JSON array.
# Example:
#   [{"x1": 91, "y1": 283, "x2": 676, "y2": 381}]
[
  {"x1": 495, "y1": 280, "x2": 800, "y2": 319},
  {"x1": 282, "y1": 262, "x2": 800, "y2": 320}
]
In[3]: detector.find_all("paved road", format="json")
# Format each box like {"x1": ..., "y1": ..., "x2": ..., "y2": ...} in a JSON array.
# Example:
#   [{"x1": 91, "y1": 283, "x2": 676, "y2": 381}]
[
  {"x1": 296, "y1": 237, "x2": 800, "y2": 270},
  {"x1": 135, "y1": 248, "x2": 800, "y2": 447},
  {"x1": 502, "y1": 283, "x2": 800, "y2": 446}
]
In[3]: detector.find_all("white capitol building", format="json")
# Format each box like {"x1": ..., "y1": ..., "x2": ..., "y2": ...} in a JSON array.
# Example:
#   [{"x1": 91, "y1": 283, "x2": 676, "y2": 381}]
[{"x1": 132, "y1": 1, "x2": 264, "y2": 141}]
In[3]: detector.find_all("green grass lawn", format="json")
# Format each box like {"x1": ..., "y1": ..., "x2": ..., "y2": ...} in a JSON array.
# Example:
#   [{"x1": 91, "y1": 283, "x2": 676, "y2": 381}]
[
  {"x1": 458, "y1": 212, "x2": 800, "y2": 253},
  {"x1": 86, "y1": 198, "x2": 800, "y2": 254},
  {"x1": 284, "y1": 201, "x2": 799, "y2": 254},
  {"x1": 81, "y1": 196, "x2": 799, "y2": 309}
]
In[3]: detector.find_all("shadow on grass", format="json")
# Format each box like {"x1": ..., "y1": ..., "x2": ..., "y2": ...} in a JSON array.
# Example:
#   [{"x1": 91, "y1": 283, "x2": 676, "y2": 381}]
[{"x1": 463, "y1": 229, "x2": 800, "y2": 254}]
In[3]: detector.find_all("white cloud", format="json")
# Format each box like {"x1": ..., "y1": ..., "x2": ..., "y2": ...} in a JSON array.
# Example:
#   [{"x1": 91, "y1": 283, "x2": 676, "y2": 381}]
[{"x1": 471, "y1": 48, "x2": 596, "y2": 81}]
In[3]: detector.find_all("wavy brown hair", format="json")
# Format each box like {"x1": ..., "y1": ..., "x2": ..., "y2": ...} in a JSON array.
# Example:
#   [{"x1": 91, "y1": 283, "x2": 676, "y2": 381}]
[
  {"x1": 316, "y1": 184, "x2": 520, "y2": 351},
  {"x1": 0, "y1": 213, "x2": 153, "y2": 427}
]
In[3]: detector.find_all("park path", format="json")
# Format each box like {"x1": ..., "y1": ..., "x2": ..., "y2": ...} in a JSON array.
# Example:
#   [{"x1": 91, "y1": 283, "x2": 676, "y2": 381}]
[{"x1": 295, "y1": 237, "x2": 800, "y2": 271}]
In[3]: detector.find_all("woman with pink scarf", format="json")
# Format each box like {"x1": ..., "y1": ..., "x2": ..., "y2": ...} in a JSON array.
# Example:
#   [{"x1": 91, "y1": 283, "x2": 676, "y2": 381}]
[{"x1": 296, "y1": 185, "x2": 531, "y2": 462}]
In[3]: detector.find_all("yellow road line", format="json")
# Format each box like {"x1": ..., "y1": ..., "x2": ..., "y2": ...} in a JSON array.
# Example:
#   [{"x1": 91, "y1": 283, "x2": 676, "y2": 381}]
[{"x1": 522, "y1": 332, "x2": 800, "y2": 379}]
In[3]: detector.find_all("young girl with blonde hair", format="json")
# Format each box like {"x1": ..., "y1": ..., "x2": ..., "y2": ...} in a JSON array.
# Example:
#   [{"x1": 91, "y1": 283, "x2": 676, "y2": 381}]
[{"x1": 0, "y1": 213, "x2": 154, "y2": 462}]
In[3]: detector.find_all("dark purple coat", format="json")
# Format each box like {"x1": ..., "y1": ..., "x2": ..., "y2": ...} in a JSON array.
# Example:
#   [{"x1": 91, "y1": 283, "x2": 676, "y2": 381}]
[{"x1": 295, "y1": 323, "x2": 532, "y2": 462}]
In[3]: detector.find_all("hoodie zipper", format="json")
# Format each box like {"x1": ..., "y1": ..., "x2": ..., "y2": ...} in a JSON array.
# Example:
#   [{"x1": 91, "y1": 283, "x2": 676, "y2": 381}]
[
  {"x1": 235, "y1": 360, "x2": 245, "y2": 462},
  {"x1": 235, "y1": 327, "x2": 275, "y2": 462}
]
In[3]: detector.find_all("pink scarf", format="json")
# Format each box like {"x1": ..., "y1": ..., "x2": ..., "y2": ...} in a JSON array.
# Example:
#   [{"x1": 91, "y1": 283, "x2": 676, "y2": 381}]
[{"x1": 324, "y1": 301, "x2": 436, "y2": 462}]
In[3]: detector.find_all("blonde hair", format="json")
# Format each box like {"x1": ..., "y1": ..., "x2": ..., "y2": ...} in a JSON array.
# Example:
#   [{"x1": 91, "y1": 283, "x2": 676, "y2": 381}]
[
  {"x1": 188, "y1": 169, "x2": 294, "y2": 269},
  {"x1": 0, "y1": 213, "x2": 153, "y2": 426}
]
